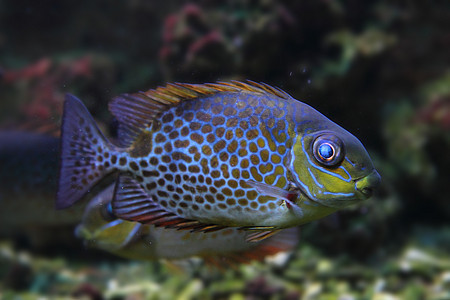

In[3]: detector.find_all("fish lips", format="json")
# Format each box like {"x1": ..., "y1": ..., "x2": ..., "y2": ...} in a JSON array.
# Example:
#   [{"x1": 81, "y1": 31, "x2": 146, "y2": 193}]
[
  {"x1": 354, "y1": 169, "x2": 381, "y2": 199},
  {"x1": 290, "y1": 169, "x2": 381, "y2": 209}
]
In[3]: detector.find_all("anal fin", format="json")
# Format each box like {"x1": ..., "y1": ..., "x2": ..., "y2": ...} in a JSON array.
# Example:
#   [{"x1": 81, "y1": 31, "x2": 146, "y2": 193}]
[
  {"x1": 238, "y1": 225, "x2": 281, "y2": 242},
  {"x1": 112, "y1": 174, "x2": 228, "y2": 233},
  {"x1": 203, "y1": 227, "x2": 300, "y2": 268},
  {"x1": 245, "y1": 230, "x2": 281, "y2": 243}
]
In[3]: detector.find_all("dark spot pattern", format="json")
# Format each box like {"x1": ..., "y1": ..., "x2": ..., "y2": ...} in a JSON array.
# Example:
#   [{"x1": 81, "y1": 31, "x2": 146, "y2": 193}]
[{"x1": 101, "y1": 91, "x2": 296, "y2": 227}]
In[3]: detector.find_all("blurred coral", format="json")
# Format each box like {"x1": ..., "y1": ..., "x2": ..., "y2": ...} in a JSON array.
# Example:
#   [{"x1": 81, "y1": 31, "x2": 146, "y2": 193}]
[
  {"x1": 0, "y1": 55, "x2": 115, "y2": 135},
  {"x1": 417, "y1": 96, "x2": 450, "y2": 130},
  {"x1": 158, "y1": 2, "x2": 297, "y2": 82},
  {"x1": 159, "y1": 3, "x2": 231, "y2": 81}
]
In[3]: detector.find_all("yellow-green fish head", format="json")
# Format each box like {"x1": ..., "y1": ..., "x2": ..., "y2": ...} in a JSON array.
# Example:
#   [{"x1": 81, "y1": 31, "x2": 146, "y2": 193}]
[{"x1": 289, "y1": 127, "x2": 380, "y2": 209}]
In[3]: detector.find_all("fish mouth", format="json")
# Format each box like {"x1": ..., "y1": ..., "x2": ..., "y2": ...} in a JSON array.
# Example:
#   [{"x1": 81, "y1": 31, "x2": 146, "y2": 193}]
[
  {"x1": 285, "y1": 167, "x2": 380, "y2": 209},
  {"x1": 287, "y1": 180, "x2": 364, "y2": 209},
  {"x1": 354, "y1": 170, "x2": 381, "y2": 200}
]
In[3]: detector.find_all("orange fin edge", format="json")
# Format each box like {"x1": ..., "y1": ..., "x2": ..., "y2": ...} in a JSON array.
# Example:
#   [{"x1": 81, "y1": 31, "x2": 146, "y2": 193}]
[{"x1": 202, "y1": 227, "x2": 300, "y2": 268}]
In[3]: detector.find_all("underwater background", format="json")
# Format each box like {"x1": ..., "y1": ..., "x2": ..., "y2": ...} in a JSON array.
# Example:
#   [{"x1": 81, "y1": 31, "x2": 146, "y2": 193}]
[{"x1": 1, "y1": 1, "x2": 449, "y2": 299}]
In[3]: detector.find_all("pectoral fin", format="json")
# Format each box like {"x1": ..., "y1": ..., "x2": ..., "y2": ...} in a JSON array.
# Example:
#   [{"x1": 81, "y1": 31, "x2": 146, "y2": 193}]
[{"x1": 246, "y1": 180, "x2": 304, "y2": 218}]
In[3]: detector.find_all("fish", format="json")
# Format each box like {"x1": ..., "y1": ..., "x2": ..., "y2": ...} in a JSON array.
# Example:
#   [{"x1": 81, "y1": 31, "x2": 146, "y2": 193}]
[
  {"x1": 57, "y1": 81, "x2": 381, "y2": 239},
  {"x1": 0, "y1": 131, "x2": 86, "y2": 228},
  {"x1": 75, "y1": 184, "x2": 299, "y2": 264},
  {"x1": 0, "y1": 131, "x2": 88, "y2": 247}
]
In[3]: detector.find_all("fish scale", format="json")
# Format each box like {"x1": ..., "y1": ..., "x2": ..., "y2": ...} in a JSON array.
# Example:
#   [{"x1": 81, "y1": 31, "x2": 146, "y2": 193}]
[
  {"x1": 96, "y1": 92, "x2": 294, "y2": 228},
  {"x1": 125, "y1": 92, "x2": 292, "y2": 224},
  {"x1": 57, "y1": 81, "x2": 381, "y2": 237}
]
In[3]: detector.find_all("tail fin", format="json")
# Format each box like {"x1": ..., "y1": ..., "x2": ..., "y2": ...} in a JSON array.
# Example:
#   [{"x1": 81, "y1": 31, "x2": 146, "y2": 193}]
[{"x1": 56, "y1": 94, "x2": 114, "y2": 209}]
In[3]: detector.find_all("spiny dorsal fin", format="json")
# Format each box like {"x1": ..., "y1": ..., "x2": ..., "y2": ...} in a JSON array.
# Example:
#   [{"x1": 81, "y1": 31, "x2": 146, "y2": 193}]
[{"x1": 108, "y1": 81, "x2": 291, "y2": 147}]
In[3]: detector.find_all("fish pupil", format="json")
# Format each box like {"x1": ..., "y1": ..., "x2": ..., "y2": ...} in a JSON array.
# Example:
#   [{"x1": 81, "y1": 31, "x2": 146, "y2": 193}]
[
  {"x1": 107, "y1": 203, "x2": 114, "y2": 216},
  {"x1": 101, "y1": 202, "x2": 117, "y2": 221},
  {"x1": 312, "y1": 134, "x2": 344, "y2": 166},
  {"x1": 318, "y1": 143, "x2": 334, "y2": 160}
]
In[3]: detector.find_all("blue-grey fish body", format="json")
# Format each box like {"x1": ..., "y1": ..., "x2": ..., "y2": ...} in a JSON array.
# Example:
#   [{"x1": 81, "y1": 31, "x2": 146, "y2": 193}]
[{"x1": 57, "y1": 81, "x2": 380, "y2": 236}]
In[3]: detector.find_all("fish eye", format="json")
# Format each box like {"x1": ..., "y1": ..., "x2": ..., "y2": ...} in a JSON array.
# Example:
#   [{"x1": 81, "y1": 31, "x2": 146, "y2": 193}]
[
  {"x1": 313, "y1": 134, "x2": 345, "y2": 167},
  {"x1": 101, "y1": 202, "x2": 118, "y2": 221},
  {"x1": 318, "y1": 143, "x2": 334, "y2": 160}
]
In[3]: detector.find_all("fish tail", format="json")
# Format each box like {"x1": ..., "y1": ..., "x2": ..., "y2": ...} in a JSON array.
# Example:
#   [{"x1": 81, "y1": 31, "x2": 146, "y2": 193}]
[{"x1": 56, "y1": 94, "x2": 116, "y2": 209}]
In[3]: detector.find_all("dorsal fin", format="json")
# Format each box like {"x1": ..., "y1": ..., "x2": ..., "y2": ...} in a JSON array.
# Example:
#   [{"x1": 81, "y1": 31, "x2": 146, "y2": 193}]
[{"x1": 109, "y1": 80, "x2": 291, "y2": 147}]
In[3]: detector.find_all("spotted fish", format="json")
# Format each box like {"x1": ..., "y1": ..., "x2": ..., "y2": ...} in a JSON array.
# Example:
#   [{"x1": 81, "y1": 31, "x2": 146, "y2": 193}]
[
  {"x1": 57, "y1": 81, "x2": 380, "y2": 238},
  {"x1": 76, "y1": 184, "x2": 299, "y2": 264}
]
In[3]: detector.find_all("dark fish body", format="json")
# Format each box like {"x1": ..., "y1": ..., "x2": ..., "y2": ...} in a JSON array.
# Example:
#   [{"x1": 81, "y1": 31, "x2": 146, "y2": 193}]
[
  {"x1": 0, "y1": 131, "x2": 85, "y2": 246},
  {"x1": 0, "y1": 131, "x2": 59, "y2": 200},
  {"x1": 57, "y1": 81, "x2": 380, "y2": 235},
  {"x1": 0, "y1": 132, "x2": 85, "y2": 227}
]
